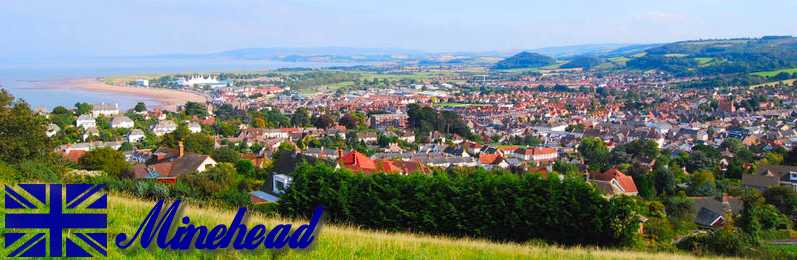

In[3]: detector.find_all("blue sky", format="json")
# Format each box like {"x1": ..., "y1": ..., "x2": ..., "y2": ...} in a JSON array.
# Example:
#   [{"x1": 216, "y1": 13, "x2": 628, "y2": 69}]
[{"x1": 1, "y1": 0, "x2": 796, "y2": 57}]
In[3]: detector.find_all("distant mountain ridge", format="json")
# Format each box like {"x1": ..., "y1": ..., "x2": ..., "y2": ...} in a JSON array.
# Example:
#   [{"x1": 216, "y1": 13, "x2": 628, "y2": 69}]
[{"x1": 492, "y1": 52, "x2": 556, "y2": 69}]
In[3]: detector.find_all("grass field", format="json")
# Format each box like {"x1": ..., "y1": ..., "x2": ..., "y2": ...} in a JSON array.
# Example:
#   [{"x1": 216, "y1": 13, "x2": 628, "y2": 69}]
[
  {"x1": 751, "y1": 68, "x2": 797, "y2": 77},
  {"x1": 0, "y1": 189, "x2": 718, "y2": 259}
]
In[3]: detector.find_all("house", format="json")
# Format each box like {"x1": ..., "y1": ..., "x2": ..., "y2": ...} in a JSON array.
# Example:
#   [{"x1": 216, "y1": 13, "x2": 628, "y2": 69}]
[
  {"x1": 128, "y1": 129, "x2": 145, "y2": 143},
  {"x1": 369, "y1": 113, "x2": 408, "y2": 129},
  {"x1": 83, "y1": 127, "x2": 99, "y2": 140},
  {"x1": 91, "y1": 103, "x2": 120, "y2": 117},
  {"x1": 339, "y1": 150, "x2": 378, "y2": 173},
  {"x1": 187, "y1": 121, "x2": 202, "y2": 133},
  {"x1": 133, "y1": 143, "x2": 216, "y2": 182},
  {"x1": 589, "y1": 168, "x2": 638, "y2": 196},
  {"x1": 479, "y1": 153, "x2": 509, "y2": 169},
  {"x1": 152, "y1": 120, "x2": 177, "y2": 136},
  {"x1": 692, "y1": 195, "x2": 743, "y2": 228},
  {"x1": 512, "y1": 147, "x2": 558, "y2": 165},
  {"x1": 111, "y1": 115, "x2": 134, "y2": 129},
  {"x1": 76, "y1": 114, "x2": 96, "y2": 129},
  {"x1": 46, "y1": 123, "x2": 60, "y2": 137},
  {"x1": 742, "y1": 165, "x2": 797, "y2": 191}
]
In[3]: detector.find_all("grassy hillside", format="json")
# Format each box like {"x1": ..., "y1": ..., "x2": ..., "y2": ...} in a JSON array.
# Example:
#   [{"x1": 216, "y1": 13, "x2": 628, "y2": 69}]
[
  {"x1": 0, "y1": 191, "x2": 715, "y2": 259},
  {"x1": 623, "y1": 36, "x2": 797, "y2": 75}
]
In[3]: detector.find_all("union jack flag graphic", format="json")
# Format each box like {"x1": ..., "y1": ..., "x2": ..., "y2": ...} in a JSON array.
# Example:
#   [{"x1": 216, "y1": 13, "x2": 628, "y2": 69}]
[{"x1": 4, "y1": 184, "x2": 107, "y2": 257}]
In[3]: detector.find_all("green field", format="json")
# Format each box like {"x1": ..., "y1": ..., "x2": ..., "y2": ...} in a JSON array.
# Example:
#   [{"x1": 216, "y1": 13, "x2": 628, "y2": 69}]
[
  {"x1": 0, "y1": 190, "x2": 711, "y2": 259},
  {"x1": 751, "y1": 68, "x2": 797, "y2": 77}
]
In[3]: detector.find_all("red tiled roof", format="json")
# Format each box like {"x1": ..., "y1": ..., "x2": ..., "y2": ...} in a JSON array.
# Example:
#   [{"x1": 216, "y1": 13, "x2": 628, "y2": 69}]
[
  {"x1": 592, "y1": 168, "x2": 638, "y2": 193},
  {"x1": 479, "y1": 153, "x2": 503, "y2": 165},
  {"x1": 63, "y1": 150, "x2": 87, "y2": 163},
  {"x1": 339, "y1": 151, "x2": 377, "y2": 173}
]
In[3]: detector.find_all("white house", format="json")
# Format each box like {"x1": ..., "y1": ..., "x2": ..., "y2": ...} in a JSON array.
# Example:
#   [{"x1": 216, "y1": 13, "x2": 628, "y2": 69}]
[
  {"x1": 91, "y1": 103, "x2": 120, "y2": 117},
  {"x1": 76, "y1": 114, "x2": 96, "y2": 129},
  {"x1": 111, "y1": 115, "x2": 135, "y2": 129},
  {"x1": 187, "y1": 121, "x2": 202, "y2": 133},
  {"x1": 134, "y1": 79, "x2": 149, "y2": 87},
  {"x1": 83, "y1": 127, "x2": 100, "y2": 141},
  {"x1": 152, "y1": 120, "x2": 177, "y2": 136},
  {"x1": 46, "y1": 124, "x2": 60, "y2": 137},
  {"x1": 128, "y1": 129, "x2": 145, "y2": 143}
]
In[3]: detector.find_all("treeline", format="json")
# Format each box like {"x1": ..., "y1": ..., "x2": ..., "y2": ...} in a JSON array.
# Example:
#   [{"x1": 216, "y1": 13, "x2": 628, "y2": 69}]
[
  {"x1": 285, "y1": 71, "x2": 359, "y2": 90},
  {"x1": 278, "y1": 163, "x2": 640, "y2": 246},
  {"x1": 407, "y1": 104, "x2": 474, "y2": 140}
]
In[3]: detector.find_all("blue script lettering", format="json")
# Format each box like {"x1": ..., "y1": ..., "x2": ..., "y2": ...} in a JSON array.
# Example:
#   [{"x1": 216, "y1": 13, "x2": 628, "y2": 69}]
[{"x1": 115, "y1": 199, "x2": 324, "y2": 250}]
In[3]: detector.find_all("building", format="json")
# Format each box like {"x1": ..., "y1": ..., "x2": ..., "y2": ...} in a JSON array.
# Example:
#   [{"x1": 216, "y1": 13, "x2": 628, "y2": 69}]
[
  {"x1": 46, "y1": 123, "x2": 60, "y2": 137},
  {"x1": 589, "y1": 168, "x2": 638, "y2": 196},
  {"x1": 134, "y1": 79, "x2": 149, "y2": 87},
  {"x1": 76, "y1": 114, "x2": 96, "y2": 129},
  {"x1": 187, "y1": 121, "x2": 202, "y2": 133},
  {"x1": 512, "y1": 147, "x2": 558, "y2": 165},
  {"x1": 152, "y1": 120, "x2": 177, "y2": 136},
  {"x1": 369, "y1": 113, "x2": 408, "y2": 129},
  {"x1": 175, "y1": 75, "x2": 232, "y2": 88},
  {"x1": 128, "y1": 129, "x2": 146, "y2": 143},
  {"x1": 742, "y1": 165, "x2": 797, "y2": 191},
  {"x1": 91, "y1": 103, "x2": 120, "y2": 117},
  {"x1": 111, "y1": 115, "x2": 134, "y2": 129},
  {"x1": 132, "y1": 143, "x2": 216, "y2": 182}
]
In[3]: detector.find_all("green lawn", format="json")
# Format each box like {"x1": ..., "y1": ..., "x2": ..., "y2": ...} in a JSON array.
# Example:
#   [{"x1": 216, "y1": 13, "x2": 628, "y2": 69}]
[
  {"x1": 751, "y1": 68, "x2": 797, "y2": 77},
  {"x1": 0, "y1": 188, "x2": 712, "y2": 259}
]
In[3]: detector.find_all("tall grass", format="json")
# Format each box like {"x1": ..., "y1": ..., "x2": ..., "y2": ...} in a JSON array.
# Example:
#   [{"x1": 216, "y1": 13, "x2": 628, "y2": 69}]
[{"x1": 1, "y1": 190, "x2": 719, "y2": 259}]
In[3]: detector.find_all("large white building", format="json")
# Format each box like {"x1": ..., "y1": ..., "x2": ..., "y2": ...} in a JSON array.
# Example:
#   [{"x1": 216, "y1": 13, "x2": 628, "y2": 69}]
[
  {"x1": 92, "y1": 103, "x2": 120, "y2": 117},
  {"x1": 152, "y1": 120, "x2": 178, "y2": 136},
  {"x1": 76, "y1": 114, "x2": 96, "y2": 129},
  {"x1": 111, "y1": 116, "x2": 135, "y2": 129},
  {"x1": 175, "y1": 75, "x2": 231, "y2": 88}
]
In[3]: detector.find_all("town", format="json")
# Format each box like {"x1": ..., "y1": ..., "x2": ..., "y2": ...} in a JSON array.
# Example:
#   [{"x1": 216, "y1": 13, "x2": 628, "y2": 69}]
[{"x1": 6, "y1": 37, "x2": 797, "y2": 258}]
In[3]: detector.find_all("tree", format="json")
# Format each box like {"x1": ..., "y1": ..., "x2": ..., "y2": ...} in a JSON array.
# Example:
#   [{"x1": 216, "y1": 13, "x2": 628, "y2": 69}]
[
  {"x1": 339, "y1": 113, "x2": 360, "y2": 129},
  {"x1": 553, "y1": 160, "x2": 580, "y2": 176},
  {"x1": 688, "y1": 170, "x2": 717, "y2": 196},
  {"x1": 578, "y1": 137, "x2": 609, "y2": 171},
  {"x1": 74, "y1": 102, "x2": 93, "y2": 115},
  {"x1": 290, "y1": 108, "x2": 311, "y2": 127},
  {"x1": 184, "y1": 102, "x2": 208, "y2": 117},
  {"x1": 134, "y1": 102, "x2": 147, "y2": 112},
  {"x1": 653, "y1": 164, "x2": 676, "y2": 196},
  {"x1": 0, "y1": 90, "x2": 52, "y2": 163},
  {"x1": 183, "y1": 133, "x2": 215, "y2": 155},
  {"x1": 212, "y1": 147, "x2": 241, "y2": 163},
  {"x1": 763, "y1": 186, "x2": 797, "y2": 218},
  {"x1": 235, "y1": 160, "x2": 255, "y2": 176},
  {"x1": 79, "y1": 147, "x2": 130, "y2": 177},
  {"x1": 312, "y1": 114, "x2": 335, "y2": 129}
]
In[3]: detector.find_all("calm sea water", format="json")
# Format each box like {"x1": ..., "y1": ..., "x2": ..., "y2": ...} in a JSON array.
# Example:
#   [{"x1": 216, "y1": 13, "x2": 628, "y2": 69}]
[{"x1": 0, "y1": 57, "x2": 346, "y2": 110}]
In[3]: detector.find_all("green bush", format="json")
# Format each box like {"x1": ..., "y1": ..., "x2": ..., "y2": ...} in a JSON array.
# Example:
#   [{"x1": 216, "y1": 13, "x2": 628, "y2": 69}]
[{"x1": 278, "y1": 163, "x2": 641, "y2": 246}]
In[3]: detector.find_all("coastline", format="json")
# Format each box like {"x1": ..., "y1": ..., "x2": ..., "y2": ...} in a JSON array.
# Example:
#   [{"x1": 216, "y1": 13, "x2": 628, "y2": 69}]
[{"x1": 68, "y1": 78, "x2": 207, "y2": 111}]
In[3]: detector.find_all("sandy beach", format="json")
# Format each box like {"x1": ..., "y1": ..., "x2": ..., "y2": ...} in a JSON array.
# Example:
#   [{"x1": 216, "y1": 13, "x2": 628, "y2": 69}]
[{"x1": 66, "y1": 78, "x2": 207, "y2": 111}]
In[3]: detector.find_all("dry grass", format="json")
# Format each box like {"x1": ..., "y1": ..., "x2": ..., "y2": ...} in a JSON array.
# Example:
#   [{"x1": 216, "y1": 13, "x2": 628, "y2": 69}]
[{"x1": 2, "y1": 190, "x2": 725, "y2": 259}]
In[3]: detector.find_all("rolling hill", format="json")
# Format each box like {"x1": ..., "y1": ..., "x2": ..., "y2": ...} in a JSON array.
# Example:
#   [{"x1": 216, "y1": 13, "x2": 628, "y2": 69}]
[
  {"x1": 493, "y1": 52, "x2": 556, "y2": 69},
  {"x1": 624, "y1": 36, "x2": 797, "y2": 75},
  {"x1": 1, "y1": 191, "x2": 708, "y2": 259}
]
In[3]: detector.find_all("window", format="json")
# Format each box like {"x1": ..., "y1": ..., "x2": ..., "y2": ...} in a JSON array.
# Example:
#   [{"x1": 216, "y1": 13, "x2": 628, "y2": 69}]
[{"x1": 273, "y1": 174, "x2": 293, "y2": 195}]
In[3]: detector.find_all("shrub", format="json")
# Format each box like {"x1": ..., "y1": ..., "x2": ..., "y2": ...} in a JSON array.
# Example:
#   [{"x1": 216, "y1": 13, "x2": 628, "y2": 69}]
[{"x1": 278, "y1": 163, "x2": 640, "y2": 246}]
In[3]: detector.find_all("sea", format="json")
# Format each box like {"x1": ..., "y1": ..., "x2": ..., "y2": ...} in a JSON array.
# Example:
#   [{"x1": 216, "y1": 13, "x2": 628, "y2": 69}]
[{"x1": 0, "y1": 57, "x2": 346, "y2": 110}]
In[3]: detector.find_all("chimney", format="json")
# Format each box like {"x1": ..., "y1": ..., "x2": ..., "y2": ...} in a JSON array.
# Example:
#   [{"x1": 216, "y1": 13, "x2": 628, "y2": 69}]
[{"x1": 178, "y1": 141, "x2": 185, "y2": 158}]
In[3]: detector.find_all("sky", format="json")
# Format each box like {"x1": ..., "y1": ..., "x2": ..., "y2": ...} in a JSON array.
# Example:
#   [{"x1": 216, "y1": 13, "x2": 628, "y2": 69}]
[{"x1": 1, "y1": 0, "x2": 796, "y2": 58}]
